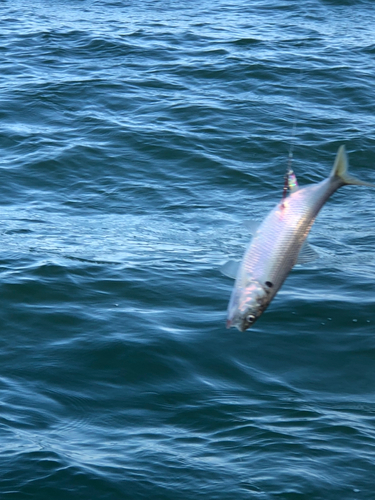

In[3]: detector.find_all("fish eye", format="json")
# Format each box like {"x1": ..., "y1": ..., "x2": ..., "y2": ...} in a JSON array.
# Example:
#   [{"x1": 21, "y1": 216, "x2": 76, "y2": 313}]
[{"x1": 246, "y1": 314, "x2": 256, "y2": 324}]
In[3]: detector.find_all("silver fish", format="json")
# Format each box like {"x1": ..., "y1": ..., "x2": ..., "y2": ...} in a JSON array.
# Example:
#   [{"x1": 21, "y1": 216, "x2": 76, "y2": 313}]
[{"x1": 224, "y1": 146, "x2": 374, "y2": 332}]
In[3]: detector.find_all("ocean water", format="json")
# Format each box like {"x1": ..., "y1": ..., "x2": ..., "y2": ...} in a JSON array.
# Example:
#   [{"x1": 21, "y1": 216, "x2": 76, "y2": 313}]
[{"x1": 0, "y1": 0, "x2": 375, "y2": 498}]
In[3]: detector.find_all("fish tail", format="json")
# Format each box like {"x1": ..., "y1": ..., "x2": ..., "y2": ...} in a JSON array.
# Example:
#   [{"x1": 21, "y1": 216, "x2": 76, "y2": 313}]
[{"x1": 331, "y1": 145, "x2": 375, "y2": 187}]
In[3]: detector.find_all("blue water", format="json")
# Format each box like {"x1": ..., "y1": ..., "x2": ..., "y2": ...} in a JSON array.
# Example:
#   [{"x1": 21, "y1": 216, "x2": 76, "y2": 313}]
[{"x1": 1, "y1": 0, "x2": 375, "y2": 498}]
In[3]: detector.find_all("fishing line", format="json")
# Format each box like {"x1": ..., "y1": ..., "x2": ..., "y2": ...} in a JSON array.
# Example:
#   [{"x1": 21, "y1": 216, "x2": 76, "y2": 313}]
[{"x1": 282, "y1": 71, "x2": 302, "y2": 200}]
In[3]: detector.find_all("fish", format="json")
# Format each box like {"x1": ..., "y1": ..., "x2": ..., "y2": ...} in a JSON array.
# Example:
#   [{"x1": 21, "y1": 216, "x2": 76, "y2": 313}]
[{"x1": 223, "y1": 146, "x2": 374, "y2": 332}]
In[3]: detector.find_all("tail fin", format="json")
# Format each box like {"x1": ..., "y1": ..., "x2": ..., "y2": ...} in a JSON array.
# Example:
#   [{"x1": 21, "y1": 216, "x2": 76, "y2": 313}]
[{"x1": 331, "y1": 146, "x2": 375, "y2": 187}]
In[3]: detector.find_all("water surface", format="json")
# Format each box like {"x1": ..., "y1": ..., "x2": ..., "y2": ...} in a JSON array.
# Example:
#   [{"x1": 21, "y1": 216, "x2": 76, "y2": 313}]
[{"x1": 0, "y1": 1, "x2": 375, "y2": 498}]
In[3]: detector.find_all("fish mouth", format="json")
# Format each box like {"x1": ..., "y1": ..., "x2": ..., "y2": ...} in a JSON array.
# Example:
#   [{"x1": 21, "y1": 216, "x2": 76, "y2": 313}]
[
  {"x1": 226, "y1": 318, "x2": 247, "y2": 332},
  {"x1": 237, "y1": 323, "x2": 248, "y2": 332}
]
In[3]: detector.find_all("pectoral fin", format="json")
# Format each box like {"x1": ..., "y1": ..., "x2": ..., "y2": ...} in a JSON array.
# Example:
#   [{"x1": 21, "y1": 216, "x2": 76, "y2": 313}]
[
  {"x1": 242, "y1": 220, "x2": 260, "y2": 234},
  {"x1": 296, "y1": 241, "x2": 319, "y2": 264},
  {"x1": 220, "y1": 259, "x2": 240, "y2": 279}
]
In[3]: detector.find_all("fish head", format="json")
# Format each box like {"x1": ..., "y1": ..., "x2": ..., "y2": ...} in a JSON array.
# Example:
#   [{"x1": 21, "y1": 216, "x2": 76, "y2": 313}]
[{"x1": 226, "y1": 280, "x2": 268, "y2": 332}]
